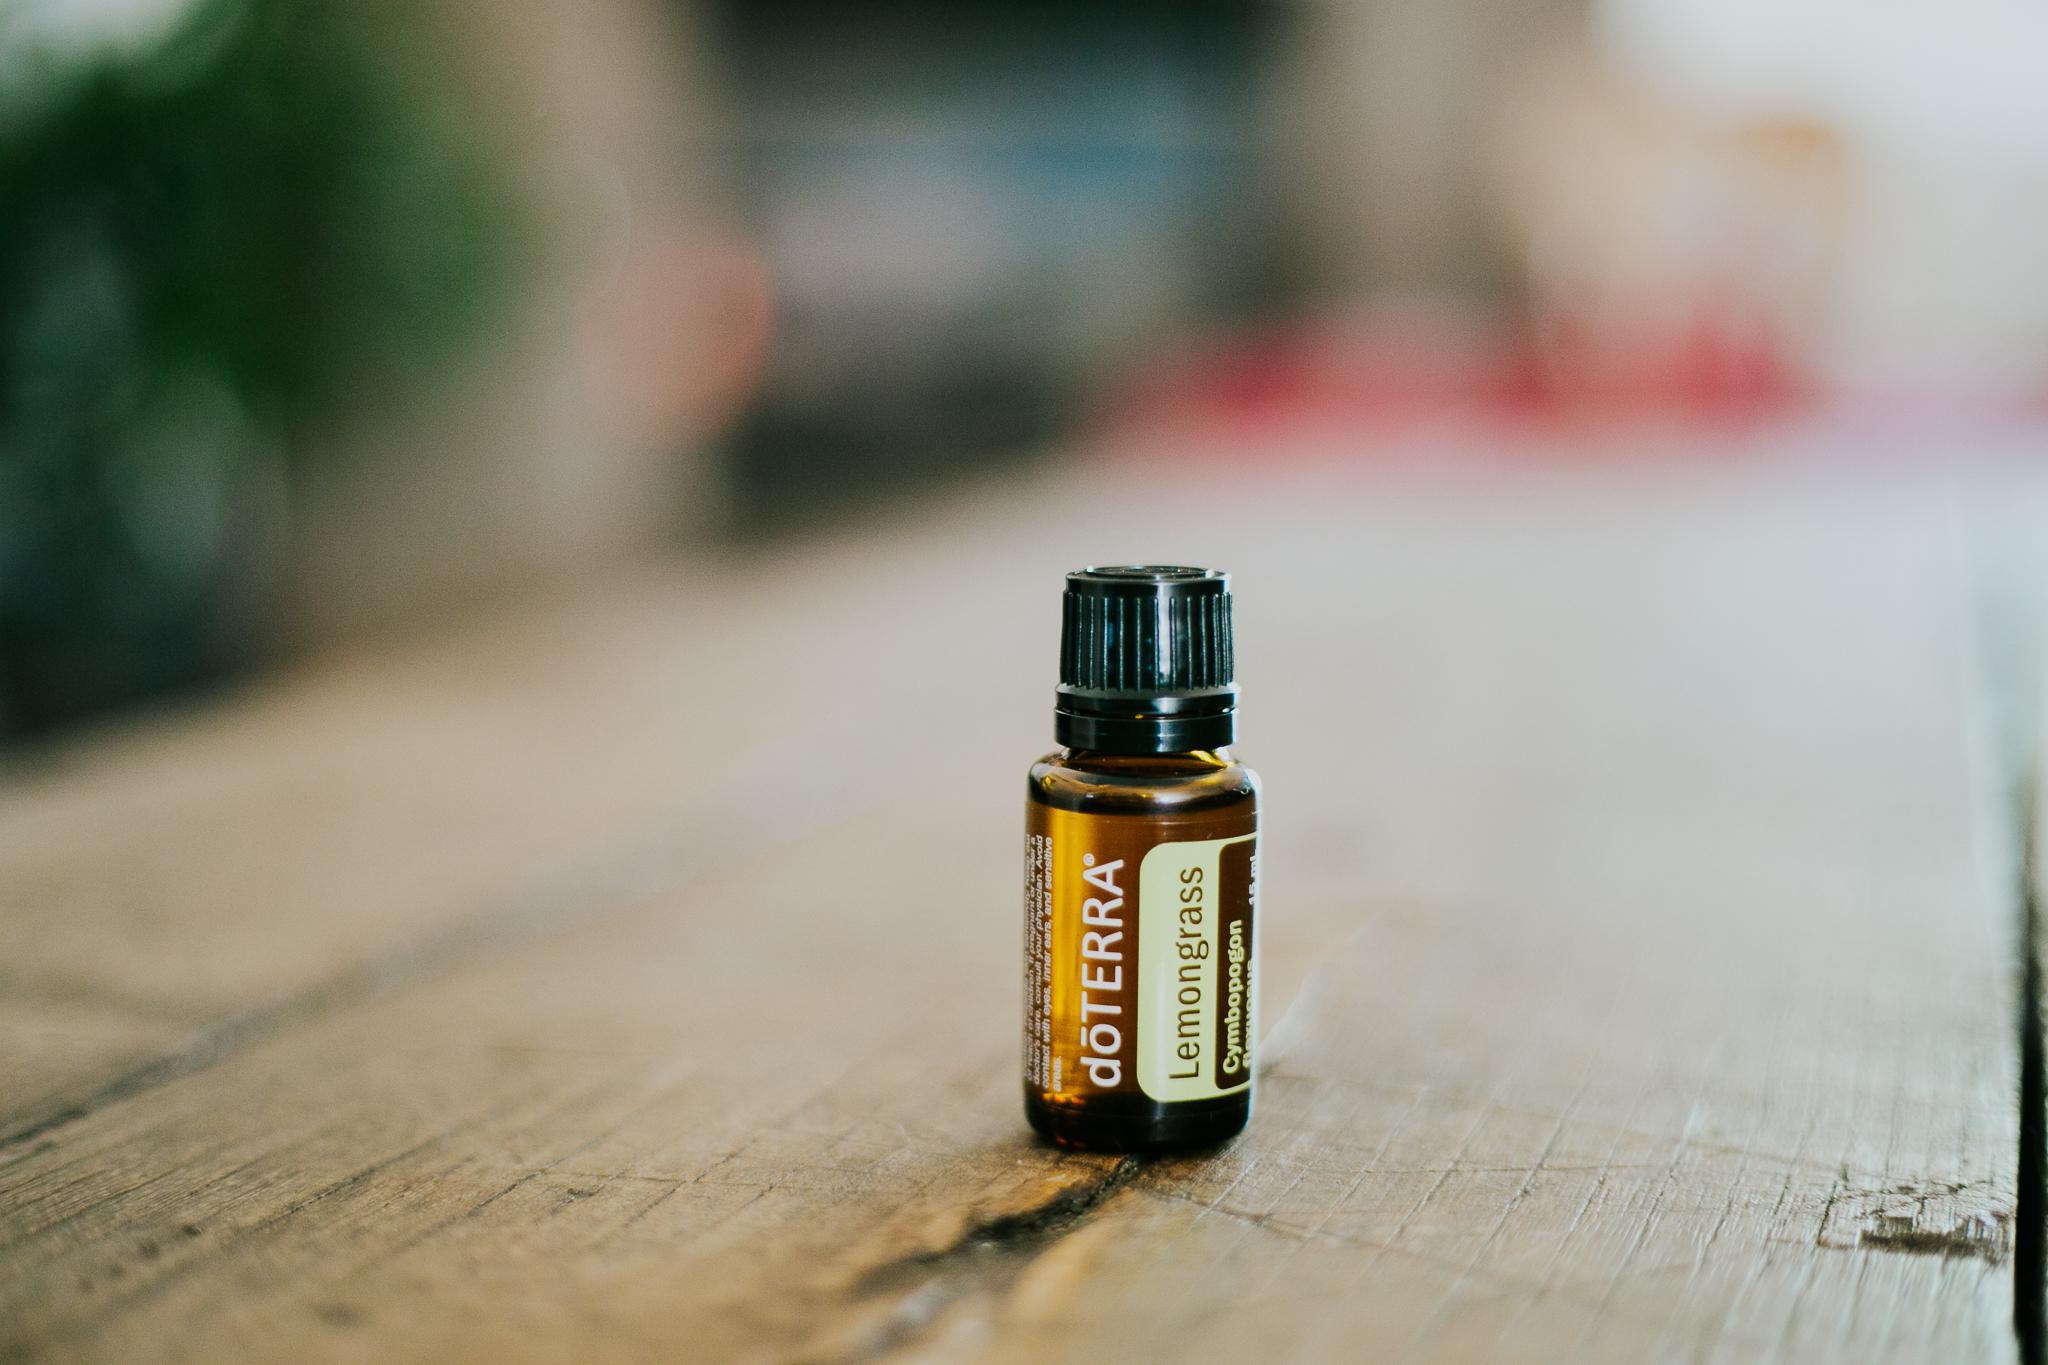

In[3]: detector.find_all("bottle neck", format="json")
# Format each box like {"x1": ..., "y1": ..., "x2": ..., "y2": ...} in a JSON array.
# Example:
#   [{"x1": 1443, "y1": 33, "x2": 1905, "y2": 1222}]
[
  {"x1": 1053, "y1": 691, "x2": 1236, "y2": 754},
  {"x1": 1059, "y1": 746, "x2": 1236, "y2": 770}
]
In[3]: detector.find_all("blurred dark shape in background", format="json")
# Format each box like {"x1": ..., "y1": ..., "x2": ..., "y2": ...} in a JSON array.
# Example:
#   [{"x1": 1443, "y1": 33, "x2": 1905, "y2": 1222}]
[
  {"x1": 0, "y1": 0, "x2": 514, "y2": 734},
  {"x1": 3, "y1": 0, "x2": 2045, "y2": 740},
  {"x1": 707, "y1": 0, "x2": 1284, "y2": 529}
]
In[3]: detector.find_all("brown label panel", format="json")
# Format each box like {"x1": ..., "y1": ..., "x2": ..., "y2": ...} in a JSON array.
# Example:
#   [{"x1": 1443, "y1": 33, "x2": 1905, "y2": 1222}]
[{"x1": 1214, "y1": 839, "x2": 1255, "y2": 1090}]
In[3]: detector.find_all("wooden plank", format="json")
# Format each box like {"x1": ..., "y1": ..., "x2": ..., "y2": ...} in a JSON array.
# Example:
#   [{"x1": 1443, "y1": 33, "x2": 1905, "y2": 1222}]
[
  {"x1": 0, "y1": 521, "x2": 1045, "y2": 1141},
  {"x1": 0, "y1": 466, "x2": 2026, "y2": 1362}
]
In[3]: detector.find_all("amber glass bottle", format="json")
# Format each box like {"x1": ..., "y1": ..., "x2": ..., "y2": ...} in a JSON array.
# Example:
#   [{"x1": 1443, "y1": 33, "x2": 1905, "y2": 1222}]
[{"x1": 1023, "y1": 567, "x2": 1260, "y2": 1151}]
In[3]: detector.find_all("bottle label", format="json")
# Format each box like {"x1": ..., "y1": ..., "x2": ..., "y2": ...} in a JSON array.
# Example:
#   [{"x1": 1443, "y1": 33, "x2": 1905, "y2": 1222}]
[{"x1": 1025, "y1": 802, "x2": 1258, "y2": 1104}]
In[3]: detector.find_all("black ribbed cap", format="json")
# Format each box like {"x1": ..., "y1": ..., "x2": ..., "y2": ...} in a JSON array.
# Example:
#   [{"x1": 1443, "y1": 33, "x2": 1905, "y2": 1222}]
[{"x1": 1055, "y1": 566, "x2": 1237, "y2": 753}]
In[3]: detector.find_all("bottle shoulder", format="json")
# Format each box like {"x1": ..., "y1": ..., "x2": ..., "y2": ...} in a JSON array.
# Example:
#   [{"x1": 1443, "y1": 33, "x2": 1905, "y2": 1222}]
[{"x1": 1027, "y1": 748, "x2": 1259, "y2": 816}]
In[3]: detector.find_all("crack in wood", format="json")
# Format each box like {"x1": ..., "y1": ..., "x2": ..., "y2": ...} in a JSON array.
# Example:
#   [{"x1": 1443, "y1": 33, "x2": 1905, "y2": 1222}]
[
  {"x1": 1814, "y1": 1180, "x2": 2015, "y2": 1265},
  {"x1": 1962, "y1": 558, "x2": 2043, "y2": 1361},
  {"x1": 2015, "y1": 775, "x2": 2044, "y2": 1363},
  {"x1": 1860, "y1": 1210, "x2": 2014, "y2": 1262},
  {"x1": 816, "y1": 1155, "x2": 1146, "y2": 1362},
  {"x1": 853, "y1": 1155, "x2": 1144, "y2": 1297}
]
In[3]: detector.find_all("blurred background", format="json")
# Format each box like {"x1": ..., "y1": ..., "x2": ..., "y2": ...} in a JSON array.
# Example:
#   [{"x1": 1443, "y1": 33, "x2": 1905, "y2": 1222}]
[{"x1": 4, "y1": 0, "x2": 2046, "y2": 740}]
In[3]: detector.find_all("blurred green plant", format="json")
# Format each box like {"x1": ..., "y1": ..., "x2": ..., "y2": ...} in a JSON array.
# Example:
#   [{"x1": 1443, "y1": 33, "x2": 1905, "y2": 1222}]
[{"x1": 0, "y1": 0, "x2": 516, "y2": 737}]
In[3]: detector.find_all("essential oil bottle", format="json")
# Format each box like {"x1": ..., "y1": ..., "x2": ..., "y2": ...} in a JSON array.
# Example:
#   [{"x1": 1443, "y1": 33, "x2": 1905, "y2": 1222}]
[{"x1": 1023, "y1": 566, "x2": 1260, "y2": 1151}]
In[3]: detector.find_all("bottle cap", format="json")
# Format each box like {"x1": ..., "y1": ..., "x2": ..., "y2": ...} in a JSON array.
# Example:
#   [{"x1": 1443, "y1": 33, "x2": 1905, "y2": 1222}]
[{"x1": 1055, "y1": 565, "x2": 1236, "y2": 753}]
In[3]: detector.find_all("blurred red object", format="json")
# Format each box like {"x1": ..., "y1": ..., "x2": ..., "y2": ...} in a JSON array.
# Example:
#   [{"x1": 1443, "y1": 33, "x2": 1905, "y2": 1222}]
[{"x1": 1097, "y1": 302, "x2": 1808, "y2": 454}]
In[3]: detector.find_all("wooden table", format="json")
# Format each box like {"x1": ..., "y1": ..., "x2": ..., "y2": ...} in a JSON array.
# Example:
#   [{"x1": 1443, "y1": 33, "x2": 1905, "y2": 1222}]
[{"x1": 2, "y1": 458, "x2": 2041, "y2": 1363}]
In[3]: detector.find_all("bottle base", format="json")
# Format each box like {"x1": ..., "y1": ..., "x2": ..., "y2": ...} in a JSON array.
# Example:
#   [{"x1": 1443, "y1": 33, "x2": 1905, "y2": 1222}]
[{"x1": 1025, "y1": 1087, "x2": 1251, "y2": 1153}]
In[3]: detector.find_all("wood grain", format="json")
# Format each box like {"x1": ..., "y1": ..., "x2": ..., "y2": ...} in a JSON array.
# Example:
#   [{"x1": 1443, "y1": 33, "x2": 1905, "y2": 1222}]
[{"x1": 0, "y1": 463, "x2": 2031, "y2": 1362}]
